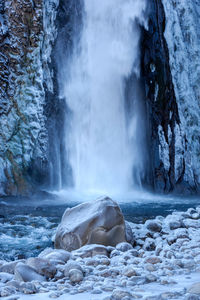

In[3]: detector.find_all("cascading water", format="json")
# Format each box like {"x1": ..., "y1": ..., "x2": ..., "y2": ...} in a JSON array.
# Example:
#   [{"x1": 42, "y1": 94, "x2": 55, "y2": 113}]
[{"x1": 63, "y1": 0, "x2": 147, "y2": 194}]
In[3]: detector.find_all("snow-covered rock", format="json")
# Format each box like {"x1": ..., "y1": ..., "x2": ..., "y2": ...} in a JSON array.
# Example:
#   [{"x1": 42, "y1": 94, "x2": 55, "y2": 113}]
[
  {"x1": 72, "y1": 244, "x2": 108, "y2": 258},
  {"x1": 68, "y1": 269, "x2": 83, "y2": 284},
  {"x1": 39, "y1": 249, "x2": 71, "y2": 264},
  {"x1": 188, "y1": 283, "x2": 200, "y2": 295},
  {"x1": 55, "y1": 197, "x2": 127, "y2": 251},
  {"x1": 14, "y1": 263, "x2": 46, "y2": 282},
  {"x1": 26, "y1": 258, "x2": 57, "y2": 279},
  {"x1": 64, "y1": 261, "x2": 83, "y2": 277}
]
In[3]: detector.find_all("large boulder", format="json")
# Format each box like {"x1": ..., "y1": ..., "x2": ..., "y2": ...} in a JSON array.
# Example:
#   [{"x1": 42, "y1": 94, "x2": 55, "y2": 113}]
[{"x1": 55, "y1": 197, "x2": 127, "y2": 251}]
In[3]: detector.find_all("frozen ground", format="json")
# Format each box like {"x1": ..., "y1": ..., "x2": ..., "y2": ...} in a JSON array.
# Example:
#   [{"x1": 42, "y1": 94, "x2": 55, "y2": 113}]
[{"x1": 1, "y1": 201, "x2": 200, "y2": 299}]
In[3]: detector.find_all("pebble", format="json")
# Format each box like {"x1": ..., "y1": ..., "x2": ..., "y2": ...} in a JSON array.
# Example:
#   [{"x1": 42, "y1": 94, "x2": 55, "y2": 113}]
[
  {"x1": 116, "y1": 242, "x2": 133, "y2": 252},
  {"x1": 69, "y1": 269, "x2": 83, "y2": 284},
  {"x1": 2, "y1": 206, "x2": 200, "y2": 300},
  {"x1": 49, "y1": 292, "x2": 60, "y2": 298},
  {"x1": 111, "y1": 289, "x2": 132, "y2": 300},
  {"x1": 123, "y1": 267, "x2": 137, "y2": 277}
]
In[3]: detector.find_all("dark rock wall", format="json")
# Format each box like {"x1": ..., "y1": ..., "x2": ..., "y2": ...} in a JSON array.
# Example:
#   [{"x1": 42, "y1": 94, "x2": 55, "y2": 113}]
[
  {"x1": 141, "y1": 0, "x2": 179, "y2": 192},
  {"x1": 142, "y1": 0, "x2": 200, "y2": 194}
]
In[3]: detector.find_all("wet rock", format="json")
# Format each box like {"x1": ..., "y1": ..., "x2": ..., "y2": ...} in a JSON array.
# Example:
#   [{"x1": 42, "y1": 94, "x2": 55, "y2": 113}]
[{"x1": 55, "y1": 197, "x2": 127, "y2": 251}]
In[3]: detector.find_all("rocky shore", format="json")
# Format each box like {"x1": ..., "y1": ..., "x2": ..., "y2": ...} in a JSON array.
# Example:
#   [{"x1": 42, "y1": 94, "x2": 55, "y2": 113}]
[{"x1": 1, "y1": 197, "x2": 200, "y2": 300}]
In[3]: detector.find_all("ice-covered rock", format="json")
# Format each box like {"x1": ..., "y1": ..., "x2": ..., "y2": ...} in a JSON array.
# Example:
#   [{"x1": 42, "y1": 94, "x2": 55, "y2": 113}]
[
  {"x1": 116, "y1": 242, "x2": 133, "y2": 252},
  {"x1": 26, "y1": 257, "x2": 57, "y2": 279},
  {"x1": 55, "y1": 197, "x2": 127, "y2": 251},
  {"x1": 0, "y1": 260, "x2": 25, "y2": 274},
  {"x1": 125, "y1": 221, "x2": 135, "y2": 245},
  {"x1": 69, "y1": 269, "x2": 83, "y2": 284},
  {"x1": 39, "y1": 248, "x2": 71, "y2": 264},
  {"x1": 64, "y1": 261, "x2": 83, "y2": 277},
  {"x1": 122, "y1": 267, "x2": 137, "y2": 277},
  {"x1": 72, "y1": 244, "x2": 108, "y2": 258},
  {"x1": 14, "y1": 263, "x2": 46, "y2": 282},
  {"x1": 0, "y1": 272, "x2": 13, "y2": 283},
  {"x1": 0, "y1": 0, "x2": 59, "y2": 195},
  {"x1": 188, "y1": 283, "x2": 200, "y2": 295},
  {"x1": 111, "y1": 289, "x2": 132, "y2": 299},
  {"x1": 145, "y1": 220, "x2": 162, "y2": 233}
]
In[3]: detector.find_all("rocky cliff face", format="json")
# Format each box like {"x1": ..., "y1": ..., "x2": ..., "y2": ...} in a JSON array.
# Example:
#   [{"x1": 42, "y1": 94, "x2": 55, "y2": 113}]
[
  {"x1": 142, "y1": 0, "x2": 200, "y2": 193},
  {"x1": 0, "y1": 0, "x2": 200, "y2": 195},
  {"x1": 0, "y1": 0, "x2": 58, "y2": 195}
]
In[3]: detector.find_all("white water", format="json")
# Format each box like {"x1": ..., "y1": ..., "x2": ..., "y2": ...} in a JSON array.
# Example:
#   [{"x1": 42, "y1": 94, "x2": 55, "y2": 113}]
[{"x1": 64, "y1": 0, "x2": 147, "y2": 194}]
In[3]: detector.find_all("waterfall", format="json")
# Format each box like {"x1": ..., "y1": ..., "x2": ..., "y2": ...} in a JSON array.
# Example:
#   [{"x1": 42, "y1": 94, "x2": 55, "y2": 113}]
[{"x1": 62, "y1": 0, "x2": 147, "y2": 194}]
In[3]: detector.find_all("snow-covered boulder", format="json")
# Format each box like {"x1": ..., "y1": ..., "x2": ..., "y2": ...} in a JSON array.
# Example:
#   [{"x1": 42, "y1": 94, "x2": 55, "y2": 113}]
[
  {"x1": 55, "y1": 197, "x2": 127, "y2": 251},
  {"x1": 72, "y1": 244, "x2": 108, "y2": 258},
  {"x1": 14, "y1": 263, "x2": 46, "y2": 282},
  {"x1": 39, "y1": 248, "x2": 71, "y2": 265},
  {"x1": 26, "y1": 258, "x2": 57, "y2": 279}
]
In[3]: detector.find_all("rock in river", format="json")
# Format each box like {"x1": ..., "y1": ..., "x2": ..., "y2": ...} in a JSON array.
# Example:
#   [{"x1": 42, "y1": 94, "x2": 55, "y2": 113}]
[{"x1": 55, "y1": 197, "x2": 127, "y2": 251}]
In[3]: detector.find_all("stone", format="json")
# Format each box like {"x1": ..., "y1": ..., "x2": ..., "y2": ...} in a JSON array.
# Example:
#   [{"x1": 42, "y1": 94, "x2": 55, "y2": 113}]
[
  {"x1": 26, "y1": 258, "x2": 57, "y2": 279},
  {"x1": 0, "y1": 260, "x2": 25, "y2": 274},
  {"x1": 72, "y1": 244, "x2": 108, "y2": 258},
  {"x1": 145, "y1": 274, "x2": 157, "y2": 283},
  {"x1": 169, "y1": 221, "x2": 182, "y2": 230},
  {"x1": 14, "y1": 263, "x2": 46, "y2": 282},
  {"x1": 125, "y1": 221, "x2": 135, "y2": 245},
  {"x1": 123, "y1": 267, "x2": 137, "y2": 277},
  {"x1": 6, "y1": 280, "x2": 21, "y2": 290},
  {"x1": 69, "y1": 269, "x2": 83, "y2": 284},
  {"x1": 64, "y1": 261, "x2": 83, "y2": 277},
  {"x1": 188, "y1": 283, "x2": 200, "y2": 295},
  {"x1": 145, "y1": 257, "x2": 162, "y2": 264},
  {"x1": 55, "y1": 197, "x2": 126, "y2": 251},
  {"x1": 185, "y1": 294, "x2": 200, "y2": 300},
  {"x1": 183, "y1": 219, "x2": 200, "y2": 229},
  {"x1": 116, "y1": 242, "x2": 133, "y2": 252},
  {"x1": 145, "y1": 220, "x2": 162, "y2": 232},
  {"x1": 111, "y1": 289, "x2": 132, "y2": 300},
  {"x1": 0, "y1": 286, "x2": 16, "y2": 297},
  {"x1": 0, "y1": 272, "x2": 14, "y2": 283},
  {"x1": 39, "y1": 249, "x2": 71, "y2": 264},
  {"x1": 143, "y1": 238, "x2": 156, "y2": 251},
  {"x1": 20, "y1": 282, "x2": 38, "y2": 294}
]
